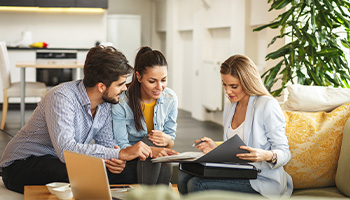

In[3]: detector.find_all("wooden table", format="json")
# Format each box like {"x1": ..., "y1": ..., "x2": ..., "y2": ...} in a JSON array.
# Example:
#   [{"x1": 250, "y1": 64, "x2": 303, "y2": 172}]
[
  {"x1": 24, "y1": 184, "x2": 178, "y2": 200},
  {"x1": 16, "y1": 62, "x2": 84, "y2": 127}
]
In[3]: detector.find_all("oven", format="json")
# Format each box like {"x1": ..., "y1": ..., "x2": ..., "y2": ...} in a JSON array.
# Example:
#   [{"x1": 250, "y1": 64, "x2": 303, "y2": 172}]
[{"x1": 36, "y1": 50, "x2": 77, "y2": 86}]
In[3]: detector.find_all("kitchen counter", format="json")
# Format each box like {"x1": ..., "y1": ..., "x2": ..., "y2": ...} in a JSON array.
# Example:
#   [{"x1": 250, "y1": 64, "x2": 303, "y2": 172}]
[{"x1": 7, "y1": 47, "x2": 91, "y2": 51}]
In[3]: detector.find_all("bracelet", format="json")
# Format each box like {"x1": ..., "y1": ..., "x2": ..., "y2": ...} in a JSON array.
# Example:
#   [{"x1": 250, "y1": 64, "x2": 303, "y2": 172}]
[{"x1": 270, "y1": 150, "x2": 277, "y2": 164}]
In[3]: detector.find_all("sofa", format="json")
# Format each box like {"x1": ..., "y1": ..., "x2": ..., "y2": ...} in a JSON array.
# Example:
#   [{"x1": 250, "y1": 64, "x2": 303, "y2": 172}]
[{"x1": 1, "y1": 85, "x2": 350, "y2": 200}]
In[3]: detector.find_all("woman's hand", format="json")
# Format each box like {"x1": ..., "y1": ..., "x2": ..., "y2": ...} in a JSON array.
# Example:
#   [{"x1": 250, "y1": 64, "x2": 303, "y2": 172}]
[
  {"x1": 150, "y1": 146, "x2": 178, "y2": 158},
  {"x1": 236, "y1": 146, "x2": 274, "y2": 162},
  {"x1": 148, "y1": 130, "x2": 174, "y2": 148},
  {"x1": 104, "y1": 158, "x2": 126, "y2": 174},
  {"x1": 194, "y1": 137, "x2": 217, "y2": 154}
]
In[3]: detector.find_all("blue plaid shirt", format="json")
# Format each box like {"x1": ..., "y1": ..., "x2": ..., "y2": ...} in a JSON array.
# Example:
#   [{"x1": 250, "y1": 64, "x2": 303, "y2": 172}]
[{"x1": 0, "y1": 80, "x2": 119, "y2": 168}]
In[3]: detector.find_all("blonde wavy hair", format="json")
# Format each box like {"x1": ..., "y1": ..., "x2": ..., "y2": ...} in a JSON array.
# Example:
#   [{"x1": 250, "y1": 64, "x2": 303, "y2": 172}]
[{"x1": 220, "y1": 55, "x2": 270, "y2": 96}]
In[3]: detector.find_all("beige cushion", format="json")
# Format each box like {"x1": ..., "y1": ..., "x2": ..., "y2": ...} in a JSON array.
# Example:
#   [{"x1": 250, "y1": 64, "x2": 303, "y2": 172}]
[
  {"x1": 292, "y1": 187, "x2": 346, "y2": 198},
  {"x1": 284, "y1": 103, "x2": 350, "y2": 189},
  {"x1": 283, "y1": 85, "x2": 350, "y2": 112},
  {"x1": 127, "y1": 185, "x2": 349, "y2": 200},
  {"x1": 335, "y1": 117, "x2": 350, "y2": 197},
  {"x1": 0, "y1": 177, "x2": 23, "y2": 200},
  {"x1": 7, "y1": 82, "x2": 47, "y2": 97}
]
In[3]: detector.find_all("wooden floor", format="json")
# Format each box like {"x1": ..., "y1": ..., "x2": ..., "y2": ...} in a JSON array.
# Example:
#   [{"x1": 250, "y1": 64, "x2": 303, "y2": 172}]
[{"x1": 0, "y1": 106, "x2": 223, "y2": 162}]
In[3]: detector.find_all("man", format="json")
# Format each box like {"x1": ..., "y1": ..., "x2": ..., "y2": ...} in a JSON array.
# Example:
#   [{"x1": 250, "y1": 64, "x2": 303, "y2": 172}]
[{"x1": 0, "y1": 46, "x2": 153, "y2": 193}]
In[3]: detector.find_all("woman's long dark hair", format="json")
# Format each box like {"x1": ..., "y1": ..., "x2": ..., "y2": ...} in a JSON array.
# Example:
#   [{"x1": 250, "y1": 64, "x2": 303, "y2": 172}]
[{"x1": 127, "y1": 46, "x2": 168, "y2": 132}]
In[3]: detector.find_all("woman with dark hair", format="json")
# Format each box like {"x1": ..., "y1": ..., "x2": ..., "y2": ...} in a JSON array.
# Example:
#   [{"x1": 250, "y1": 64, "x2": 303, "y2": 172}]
[
  {"x1": 112, "y1": 46, "x2": 178, "y2": 185},
  {"x1": 178, "y1": 55, "x2": 293, "y2": 198}
]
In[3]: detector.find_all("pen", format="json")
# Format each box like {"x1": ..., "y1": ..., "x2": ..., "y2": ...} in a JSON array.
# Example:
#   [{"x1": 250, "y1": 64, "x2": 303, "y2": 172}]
[{"x1": 192, "y1": 140, "x2": 205, "y2": 147}]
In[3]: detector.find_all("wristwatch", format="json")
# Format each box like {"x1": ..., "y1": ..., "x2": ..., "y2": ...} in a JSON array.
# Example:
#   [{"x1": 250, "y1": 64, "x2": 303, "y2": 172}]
[{"x1": 270, "y1": 150, "x2": 277, "y2": 164}]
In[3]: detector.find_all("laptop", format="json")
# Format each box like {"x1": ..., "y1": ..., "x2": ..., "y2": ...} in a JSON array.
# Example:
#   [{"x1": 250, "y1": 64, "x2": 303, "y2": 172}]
[{"x1": 63, "y1": 150, "x2": 130, "y2": 200}]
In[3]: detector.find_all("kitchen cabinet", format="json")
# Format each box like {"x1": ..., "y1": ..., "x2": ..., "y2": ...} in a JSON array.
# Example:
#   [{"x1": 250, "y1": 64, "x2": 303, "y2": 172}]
[
  {"x1": 0, "y1": 0, "x2": 108, "y2": 8},
  {"x1": 0, "y1": 0, "x2": 35, "y2": 7},
  {"x1": 76, "y1": 0, "x2": 108, "y2": 9},
  {"x1": 36, "y1": 0, "x2": 75, "y2": 7}
]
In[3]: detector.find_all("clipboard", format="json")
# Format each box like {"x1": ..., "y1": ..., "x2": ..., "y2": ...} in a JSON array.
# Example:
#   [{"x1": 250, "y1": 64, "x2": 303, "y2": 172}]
[{"x1": 152, "y1": 135, "x2": 250, "y2": 163}]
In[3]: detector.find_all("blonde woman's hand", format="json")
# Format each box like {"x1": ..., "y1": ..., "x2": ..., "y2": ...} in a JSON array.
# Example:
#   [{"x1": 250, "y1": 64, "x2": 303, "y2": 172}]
[
  {"x1": 148, "y1": 130, "x2": 174, "y2": 148},
  {"x1": 236, "y1": 146, "x2": 274, "y2": 162},
  {"x1": 194, "y1": 137, "x2": 217, "y2": 154}
]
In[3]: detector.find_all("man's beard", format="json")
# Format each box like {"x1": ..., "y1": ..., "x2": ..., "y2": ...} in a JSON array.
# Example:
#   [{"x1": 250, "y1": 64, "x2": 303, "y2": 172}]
[{"x1": 102, "y1": 91, "x2": 120, "y2": 104}]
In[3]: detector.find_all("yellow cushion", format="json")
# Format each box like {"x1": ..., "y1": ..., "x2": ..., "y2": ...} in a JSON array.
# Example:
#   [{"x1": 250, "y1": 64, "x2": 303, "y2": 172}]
[{"x1": 283, "y1": 103, "x2": 350, "y2": 189}]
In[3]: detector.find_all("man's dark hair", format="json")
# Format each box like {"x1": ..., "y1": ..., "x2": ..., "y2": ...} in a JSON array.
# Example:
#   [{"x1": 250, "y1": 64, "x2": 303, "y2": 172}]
[{"x1": 83, "y1": 45, "x2": 133, "y2": 88}]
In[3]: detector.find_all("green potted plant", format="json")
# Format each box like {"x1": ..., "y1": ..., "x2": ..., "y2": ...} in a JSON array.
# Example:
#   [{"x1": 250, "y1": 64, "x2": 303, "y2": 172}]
[{"x1": 254, "y1": 0, "x2": 350, "y2": 97}]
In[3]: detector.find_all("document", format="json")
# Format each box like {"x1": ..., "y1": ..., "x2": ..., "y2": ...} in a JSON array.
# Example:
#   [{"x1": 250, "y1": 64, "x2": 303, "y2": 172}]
[
  {"x1": 201, "y1": 163, "x2": 254, "y2": 169},
  {"x1": 151, "y1": 152, "x2": 203, "y2": 163},
  {"x1": 152, "y1": 135, "x2": 250, "y2": 163}
]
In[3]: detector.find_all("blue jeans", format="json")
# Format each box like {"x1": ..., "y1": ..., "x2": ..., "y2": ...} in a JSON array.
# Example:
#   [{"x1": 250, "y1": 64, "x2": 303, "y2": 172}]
[
  {"x1": 177, "y1": 170, "x2": 260, "y2": 195},
  {"x1": 137, "y1": 136, "x2": 172, "y2": 185}
]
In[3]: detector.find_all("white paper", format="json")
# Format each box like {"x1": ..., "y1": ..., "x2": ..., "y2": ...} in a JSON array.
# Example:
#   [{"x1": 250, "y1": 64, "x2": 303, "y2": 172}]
[
  {"x1": 201, "y1": 163, "x2": 254, "y2": 169},
  {"x1": 151, "y1": 152, "x2": 204, "y2": 163}
]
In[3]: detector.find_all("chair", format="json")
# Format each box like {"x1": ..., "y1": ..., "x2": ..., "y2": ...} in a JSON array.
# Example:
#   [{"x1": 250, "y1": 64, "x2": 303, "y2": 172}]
[{"x1": 0, "y1": 41, "x2": 47, "y2": 129}]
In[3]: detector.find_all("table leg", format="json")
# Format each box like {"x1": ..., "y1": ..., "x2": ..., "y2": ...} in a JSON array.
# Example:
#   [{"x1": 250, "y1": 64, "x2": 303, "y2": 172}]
[
  {"x1": 20, "y1": 67, "x2": 25, "y2": 127},
  {"x1": 76, "y1": 68, "x2": 81, "y2": 80}
]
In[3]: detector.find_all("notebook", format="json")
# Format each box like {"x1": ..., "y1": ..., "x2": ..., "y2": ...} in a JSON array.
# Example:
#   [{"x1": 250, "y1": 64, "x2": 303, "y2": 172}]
[{"x1": 63, "y1": 150, "x2": 130, "y2": 200}]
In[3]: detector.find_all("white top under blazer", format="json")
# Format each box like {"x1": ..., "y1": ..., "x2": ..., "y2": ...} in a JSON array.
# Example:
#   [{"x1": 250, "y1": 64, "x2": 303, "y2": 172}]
[{"x1": 227, "y1": 121, "x2": 244, "y2": 140}]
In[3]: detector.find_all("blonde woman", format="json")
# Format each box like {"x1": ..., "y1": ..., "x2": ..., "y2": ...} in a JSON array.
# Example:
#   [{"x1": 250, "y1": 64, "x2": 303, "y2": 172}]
[{"x1": 178, "y1": 55, "x2": 293, "y2": 198}]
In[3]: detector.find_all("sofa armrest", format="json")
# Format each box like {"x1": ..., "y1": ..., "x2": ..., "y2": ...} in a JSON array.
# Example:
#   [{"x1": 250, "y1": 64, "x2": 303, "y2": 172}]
[{"x1": 335, "y1": 117, "x2": 350, "y2": 197}]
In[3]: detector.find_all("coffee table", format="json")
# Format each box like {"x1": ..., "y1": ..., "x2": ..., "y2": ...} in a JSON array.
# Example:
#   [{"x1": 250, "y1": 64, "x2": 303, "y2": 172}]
[{"x1": 24, "y1": 184, "x2": 178, "y2": 200}]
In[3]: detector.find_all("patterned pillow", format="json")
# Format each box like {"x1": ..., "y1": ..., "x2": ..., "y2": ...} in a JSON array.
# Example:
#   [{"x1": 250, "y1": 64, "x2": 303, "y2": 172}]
[{"x1": 283, "y1": 103, "x2": 350, "y2": 189}]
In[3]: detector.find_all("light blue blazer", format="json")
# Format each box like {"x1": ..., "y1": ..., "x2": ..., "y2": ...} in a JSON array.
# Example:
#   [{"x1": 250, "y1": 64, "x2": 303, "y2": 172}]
[{"x1": 223, "y1": 95, "x2": 293, "y2": 198}]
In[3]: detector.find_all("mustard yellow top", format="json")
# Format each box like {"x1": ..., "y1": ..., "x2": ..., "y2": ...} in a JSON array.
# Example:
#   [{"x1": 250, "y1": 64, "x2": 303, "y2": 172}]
[{"x1": 143, "y1": 100, "x2": 156, "y2": 133}]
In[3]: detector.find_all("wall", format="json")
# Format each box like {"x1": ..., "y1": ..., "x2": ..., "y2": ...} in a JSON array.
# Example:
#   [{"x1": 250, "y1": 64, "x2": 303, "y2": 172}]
[
  {"x1": 0, "y1": 10, "x2": 106, "y2": 48},
  {"x1": 0, "y1": 0, "x2": 283, "y2": 125},
  {"x1": 108, "y1": 0, "x2": 152, "y2": 47},
  {"x1": 152, "y1": 0, "x2": 283, "y2": 124}
]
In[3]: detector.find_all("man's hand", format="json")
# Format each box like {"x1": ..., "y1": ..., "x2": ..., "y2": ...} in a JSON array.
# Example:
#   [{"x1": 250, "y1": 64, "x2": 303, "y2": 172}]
[
  {"x1": 105, "y1": 158, "x2": 126, "y2": 174},
  {"x1": 150, "y1": 146, "x2": 178, "y2": 158},
  {"x1": 118, "y1": 141, "x2": 152, "y2": 161},
  {"x1": 148, "y1": 130, "x2": 174, "y2": 148}
]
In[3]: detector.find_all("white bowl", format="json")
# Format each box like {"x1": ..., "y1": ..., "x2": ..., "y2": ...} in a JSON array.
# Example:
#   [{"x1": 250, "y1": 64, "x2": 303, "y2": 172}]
[
  {"x1": 52, "y1": 186, "x2": 73, "y2": 200},
  {"x1": 45, "y1": 182, "x2": 70, "y2": 194}
]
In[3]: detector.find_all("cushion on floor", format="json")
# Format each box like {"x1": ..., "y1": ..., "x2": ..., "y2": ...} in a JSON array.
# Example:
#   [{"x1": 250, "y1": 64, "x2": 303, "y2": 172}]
[{"x1": 0, "y1": 176, "x2": 23, "y2": 200}]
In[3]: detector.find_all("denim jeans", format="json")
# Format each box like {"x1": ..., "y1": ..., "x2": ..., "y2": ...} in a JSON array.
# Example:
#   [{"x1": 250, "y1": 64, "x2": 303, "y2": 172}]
[
  {"x1": 177, "y1": 170, "x2": 260, "y2": 195},
  {"x1": 137, "y1": 136, "x2": 172, "y2": 185}
]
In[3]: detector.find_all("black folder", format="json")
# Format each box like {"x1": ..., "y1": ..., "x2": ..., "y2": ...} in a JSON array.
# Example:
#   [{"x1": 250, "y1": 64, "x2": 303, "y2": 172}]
[
  {"x1": 179, "y1": 162, "x2": 258, "y2": 179},
  {"x1": 177, "y1": 135, "x2": 259, "y2": 179}
]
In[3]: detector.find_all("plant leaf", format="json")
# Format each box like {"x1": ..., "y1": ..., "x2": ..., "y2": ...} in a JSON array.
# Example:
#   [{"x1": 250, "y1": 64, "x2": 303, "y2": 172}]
[
  {"x1": 271, "y1": 0, "x2": 292, "y2": 10},
  {"x1": 253, "y1": 21, "x2": 280, "y2": 32}
]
